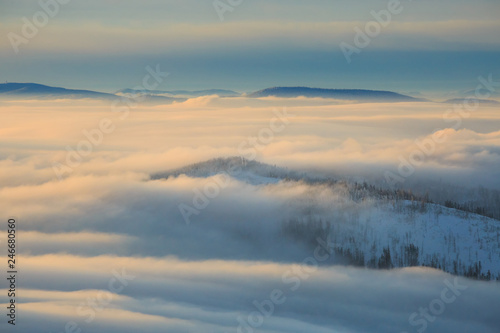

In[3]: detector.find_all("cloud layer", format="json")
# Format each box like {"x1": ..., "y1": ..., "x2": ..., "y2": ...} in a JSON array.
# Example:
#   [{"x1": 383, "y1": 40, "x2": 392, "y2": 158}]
[{"x1": 1, "y1": 97, "x2": 500, "y2": 332}]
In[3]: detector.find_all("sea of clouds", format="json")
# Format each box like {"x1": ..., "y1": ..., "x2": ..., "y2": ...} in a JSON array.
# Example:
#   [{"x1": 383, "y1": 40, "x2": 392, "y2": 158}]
[{"x1": 1, "y1": 96, "x2": 499, "y2": 332}]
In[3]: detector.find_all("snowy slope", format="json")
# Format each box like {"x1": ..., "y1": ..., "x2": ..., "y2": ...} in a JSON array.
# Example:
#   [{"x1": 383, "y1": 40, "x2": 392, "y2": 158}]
[
  {"x1": 325, "y1": 200, "x2": 500, "y2": 278},
  {"x1": 153, "y1": 157, "x2": 500, "y2": 279},
  {"x1": 151, "y1": 156, "x2": 314, "y2": 184}
]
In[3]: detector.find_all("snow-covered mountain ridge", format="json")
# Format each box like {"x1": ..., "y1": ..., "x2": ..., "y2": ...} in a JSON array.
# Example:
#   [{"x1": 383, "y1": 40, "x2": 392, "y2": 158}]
[{"x1": 153, "y1": 157, "x2": 500, "y2": 280}]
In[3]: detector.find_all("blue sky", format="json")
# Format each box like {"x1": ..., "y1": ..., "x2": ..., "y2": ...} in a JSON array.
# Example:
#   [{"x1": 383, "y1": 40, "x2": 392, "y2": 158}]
[{"x1": 1, "y1": 0, "x2": 499, "y2": 94}]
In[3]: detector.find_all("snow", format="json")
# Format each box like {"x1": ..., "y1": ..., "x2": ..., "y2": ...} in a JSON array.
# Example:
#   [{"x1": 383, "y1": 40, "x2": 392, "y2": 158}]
[{"x1": 154, "y1": 157, "x2": 500, "y2": 279}]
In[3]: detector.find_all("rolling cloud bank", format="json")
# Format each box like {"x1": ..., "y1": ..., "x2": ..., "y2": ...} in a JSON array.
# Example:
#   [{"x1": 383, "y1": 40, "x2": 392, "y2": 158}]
[{"x1": 1, "y1": 94, "x2": 500, "y2": 332}]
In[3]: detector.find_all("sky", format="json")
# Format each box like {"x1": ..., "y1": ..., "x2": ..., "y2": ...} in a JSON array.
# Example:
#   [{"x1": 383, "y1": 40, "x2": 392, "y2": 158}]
[
  {"x1": 1, "y1": 0, "x2": 500, "y2": 93},
  {"x1": 2, "y1": 2, "x2": 500, "y2": 332}
]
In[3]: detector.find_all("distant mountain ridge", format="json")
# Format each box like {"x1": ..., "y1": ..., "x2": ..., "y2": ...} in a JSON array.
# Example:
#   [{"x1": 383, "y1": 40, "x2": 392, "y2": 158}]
[
  {"x1": 0, "y1": 82, "x2": 187, "y2": 103},
  {"x1": 249, "y1": 87, "x2": 423, "y2": 102},
  {"x1": 443, "y1": 98, "x2": 499, "y2": 105},
  {"x1": 116, "y1": 88, "x2": 240, "y2": 97},
  {"x1": 1, "y1": 83, "x2": 424, "y2": 103},
  {"x1": 0, "y1": 83, "x2": 237, "y2": 102},
  {"x1": 0, "y1": 82, "x2": 116, "y2": 99}
]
